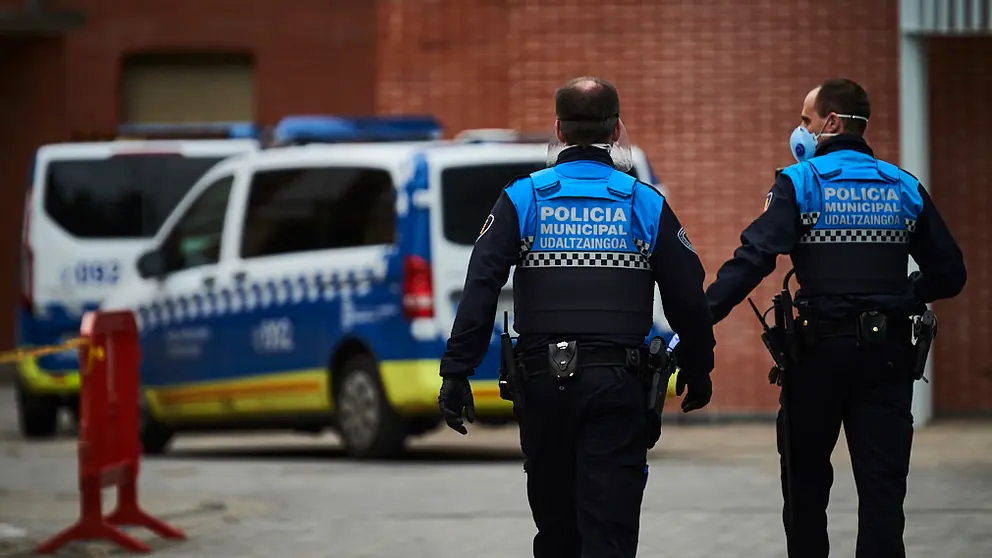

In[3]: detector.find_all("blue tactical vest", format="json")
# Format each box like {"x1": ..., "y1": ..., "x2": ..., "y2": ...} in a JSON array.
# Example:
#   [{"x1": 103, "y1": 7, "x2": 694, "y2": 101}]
[
  {"x1": 780, "y1": 150, "x2": 924, "y2": 296},
  {"x1": 504, "y1": 160, "x2": 663, "y2": 337}
]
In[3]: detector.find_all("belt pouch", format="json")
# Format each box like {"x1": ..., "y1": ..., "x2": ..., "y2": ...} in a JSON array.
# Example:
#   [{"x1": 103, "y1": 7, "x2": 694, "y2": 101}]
[
  {"x1": 548, "y1": 341, "x2": 579, "y2": 380},
  {"x1": 856, "y1": 311, "x2": 888, "y2": 347}
]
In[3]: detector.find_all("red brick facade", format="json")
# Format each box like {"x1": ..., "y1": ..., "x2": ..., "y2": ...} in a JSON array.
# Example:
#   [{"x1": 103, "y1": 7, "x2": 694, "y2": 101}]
[
  {"x1": 1, "y1": 0, "x2": 987, "y2": 414},
  {"x1": 929, "y1": 38, "x2": 992, "y2": 414}
]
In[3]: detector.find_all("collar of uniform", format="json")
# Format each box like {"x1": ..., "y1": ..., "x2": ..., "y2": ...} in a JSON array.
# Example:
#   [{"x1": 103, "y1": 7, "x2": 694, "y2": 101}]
[
  {"x1": 815, "y1": 133, "x2": 875, "y2": 158},
  {"x1": 555, "y1": 145, "x2": 616, "y2": 168}
]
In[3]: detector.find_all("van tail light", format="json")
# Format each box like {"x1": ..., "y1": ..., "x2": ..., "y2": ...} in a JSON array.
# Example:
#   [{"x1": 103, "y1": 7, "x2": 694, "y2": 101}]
[
  {"x1": 402, "y1": 255, "x2": 434, "y2": 319},
  {"x1": 20, "y1": 189, "x2": 33, "y2": 316}
]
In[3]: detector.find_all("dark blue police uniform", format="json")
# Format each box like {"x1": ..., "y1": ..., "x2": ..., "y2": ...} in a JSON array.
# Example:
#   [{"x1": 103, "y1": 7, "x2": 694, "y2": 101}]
[
  {"x1": 440, "y1": 146, "x2": 716, "y2": 558},
  {"x1": 706, "y1": 134, "x2": 966, "y2": 558}
]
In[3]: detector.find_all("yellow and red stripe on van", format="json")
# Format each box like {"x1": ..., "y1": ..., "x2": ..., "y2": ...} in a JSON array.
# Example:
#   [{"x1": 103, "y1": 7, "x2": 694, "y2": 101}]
[{"x1": 144, "y1": 359, "x2": 515, "y2": 421}]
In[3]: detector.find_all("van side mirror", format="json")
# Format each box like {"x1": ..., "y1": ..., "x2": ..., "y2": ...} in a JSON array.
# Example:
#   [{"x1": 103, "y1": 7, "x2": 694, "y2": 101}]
[{"x1": 136, "y1": 250, "x2": 167, "y2": 279}]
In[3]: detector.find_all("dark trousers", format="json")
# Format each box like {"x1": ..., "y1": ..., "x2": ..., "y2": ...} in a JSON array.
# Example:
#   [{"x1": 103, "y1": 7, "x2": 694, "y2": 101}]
[
  {"x1": 779, "y1": 334, "x2": 916, "y2": 558},
  {"x1": 517, "y1": 365, "x2": 649, "y2": 558}
]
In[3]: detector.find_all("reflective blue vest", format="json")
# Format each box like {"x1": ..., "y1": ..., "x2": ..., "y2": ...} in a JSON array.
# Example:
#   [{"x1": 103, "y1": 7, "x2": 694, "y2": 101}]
[
  {"x1": 781, "y1": 150, "x2": 924, "y2": 296},
  {"x1": 504, "y1": 160, "x2": 663, "y2": 337}
]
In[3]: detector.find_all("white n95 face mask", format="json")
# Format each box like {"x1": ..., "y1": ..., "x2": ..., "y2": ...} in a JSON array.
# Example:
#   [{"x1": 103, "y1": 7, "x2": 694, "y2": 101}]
[
  {"x1": 609, "y1": 118, "x2": 634, "y2": 173},
  {"x1": 789, "y1": 125, "x2": 819, "y2": 162}
]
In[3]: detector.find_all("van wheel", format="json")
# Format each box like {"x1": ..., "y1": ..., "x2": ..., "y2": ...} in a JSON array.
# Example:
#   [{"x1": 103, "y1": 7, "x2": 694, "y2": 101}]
[
  {"x1": 15, "y1": 381, "x2": 59, "y2": 439},
  {"x1": 335, "y1": 354, "x2": 406, "y2": 459},
  {"x1": 139, "y1": 400, "x2": 174, "y2": 455}
]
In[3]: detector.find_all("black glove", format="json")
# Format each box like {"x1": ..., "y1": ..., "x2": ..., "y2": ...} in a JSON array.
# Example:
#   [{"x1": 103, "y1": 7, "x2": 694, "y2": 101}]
[
  {"x1": 438, "y1": 377, "x2": 475, "y2": 435},
  {"x1": 675, "y1": 370, "x2": 712, "y2": 413}
]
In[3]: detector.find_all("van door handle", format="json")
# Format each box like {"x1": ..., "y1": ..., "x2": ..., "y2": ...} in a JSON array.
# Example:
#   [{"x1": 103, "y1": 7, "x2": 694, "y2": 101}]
[
  {"x1": 233, "y1": 271, "x2": 247, "y2": 283},
  {"x1": 202, "y1": 276, "x2": 215, "y2": 289}
]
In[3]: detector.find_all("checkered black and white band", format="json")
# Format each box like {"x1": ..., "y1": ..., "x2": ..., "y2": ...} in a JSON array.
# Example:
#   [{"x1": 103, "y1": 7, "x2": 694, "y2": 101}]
[
  {"x1": 633, "y1": 238, "x2": 652, "y2": 258},
  {"x1": 519, "y1": 236, "x2": 535, "y2": 259},
  {"x1": 801, "y1": 212, "x2": 820, "y2": 227},
  {"x1": 519, "y1": 251, "x2": 651, "y2": 270},
  {"x1": 799, "y1": 229, "x2": 910, "y2": 244},
  {"x1": 133, "y1": 266, "x2": 387, "y2": 332}
]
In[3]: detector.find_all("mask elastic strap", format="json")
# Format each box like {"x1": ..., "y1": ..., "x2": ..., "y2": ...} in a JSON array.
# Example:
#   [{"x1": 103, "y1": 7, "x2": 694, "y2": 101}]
[{"x1": 816, "y1": 114, "x2": 869, "y2": 139}]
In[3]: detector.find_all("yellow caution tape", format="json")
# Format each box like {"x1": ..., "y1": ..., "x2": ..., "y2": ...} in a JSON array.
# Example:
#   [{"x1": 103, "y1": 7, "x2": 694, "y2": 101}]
[{"x1": 0, "y1": 338, "x2": 89, "y2": 365}]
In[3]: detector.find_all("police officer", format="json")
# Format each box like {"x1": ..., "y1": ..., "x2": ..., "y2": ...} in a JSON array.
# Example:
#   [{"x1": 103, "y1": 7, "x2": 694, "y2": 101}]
[
  {"x1": 437, "y1": 76, "x2": 716, "y2": 558},
  {"x1": 705, "y1": 78, "x2": 967, "y2": 558}
]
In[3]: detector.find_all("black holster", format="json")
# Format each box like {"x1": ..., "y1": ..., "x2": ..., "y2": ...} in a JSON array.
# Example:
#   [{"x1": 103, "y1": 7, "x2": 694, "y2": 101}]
[
  {"x1": 912, "y1": 310, "x2": 937, "y2": 382},
  {"x1": 498, "y1": 314, "x2": 525, "y2": 410},
  {"x1": 643, "y1": 337, "x2": 673, "y2": 449}
]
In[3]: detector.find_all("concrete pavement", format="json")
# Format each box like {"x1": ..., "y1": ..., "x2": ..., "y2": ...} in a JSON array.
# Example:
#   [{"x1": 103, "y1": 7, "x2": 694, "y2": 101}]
[{"x1": 1, "y1": 386, "x2": 990, "y2": 557}]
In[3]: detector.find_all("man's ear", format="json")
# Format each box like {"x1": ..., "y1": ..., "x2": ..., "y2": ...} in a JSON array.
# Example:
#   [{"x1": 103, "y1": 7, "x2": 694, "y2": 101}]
[
  {"x1": 555, "y1": 119, "x2": 566, "y2": 143},
  {"x1": 612, "y1": 119, "x2": 623, "y2": 142},
  {"x1": 827, "y1": 113, "x2": 844, "y2": 134}
]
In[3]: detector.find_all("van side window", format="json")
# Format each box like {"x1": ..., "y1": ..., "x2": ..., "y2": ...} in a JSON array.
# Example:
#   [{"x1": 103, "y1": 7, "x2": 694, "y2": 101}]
[
  {"x1": 160, "y1": 176, "x2": 234, "y2": 272},
  {"x1": 240, "y1": 166, "x2": 395, "y2": 259}
]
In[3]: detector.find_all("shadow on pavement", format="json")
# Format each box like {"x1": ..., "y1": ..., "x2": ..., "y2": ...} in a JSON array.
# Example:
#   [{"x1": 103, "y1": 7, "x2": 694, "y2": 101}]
[{"x1": 161, "y1": 445, "x2": 523, "y2": 464}]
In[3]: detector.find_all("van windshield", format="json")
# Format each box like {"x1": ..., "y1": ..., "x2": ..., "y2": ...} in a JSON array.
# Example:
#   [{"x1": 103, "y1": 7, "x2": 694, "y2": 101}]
[
  {"x1": 440, "y1": 161, "x2": 643, "y2": 246},
  {"x1": 42, "y1": 153, "x2": 225, "y2": 239}
]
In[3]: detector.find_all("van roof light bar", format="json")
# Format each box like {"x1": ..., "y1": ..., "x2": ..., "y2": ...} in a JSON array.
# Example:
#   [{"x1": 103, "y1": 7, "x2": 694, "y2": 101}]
[{"x1": 270, "y1": 114, "x2": 443, "y2": 146}]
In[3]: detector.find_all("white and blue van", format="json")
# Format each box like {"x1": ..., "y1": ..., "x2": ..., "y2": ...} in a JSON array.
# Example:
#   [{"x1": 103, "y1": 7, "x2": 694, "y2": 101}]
[
  {"x1": 98, "y1": 116, "x2": 677, "y2": 458},
  {"x1": 16, "y1": 123, "x2": 261, "y2": 438}
]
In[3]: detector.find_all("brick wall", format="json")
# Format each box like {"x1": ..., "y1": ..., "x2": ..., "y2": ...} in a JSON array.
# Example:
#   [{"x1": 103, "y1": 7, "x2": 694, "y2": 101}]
[
  {"x1": 379, "y1": 0, "x2": 901, "y2": 413},
  {"x1": 0, "y1": 0, "x2": 380, "y2": 350},
  {"x1": 929, "y1": 37, "x2": 992, "y2": 415},
  {"x1": 4, "y1": 0, "x2": 983, "y2": 414},
  {"x1": 49, "y1": 0, "x2": 379, "y2": 131},
  {"x1": 0, "y1": 37, "x2": 67, "y2": 354}
]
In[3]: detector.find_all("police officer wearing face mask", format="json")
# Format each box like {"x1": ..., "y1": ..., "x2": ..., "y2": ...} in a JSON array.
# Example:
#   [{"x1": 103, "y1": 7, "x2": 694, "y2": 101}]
[
  {"x1": 705, "y1": 78, "x2": 967, "y2": 558},
  {"x1": 437, "y1": 76, "x2": 716, "y2": 558}
]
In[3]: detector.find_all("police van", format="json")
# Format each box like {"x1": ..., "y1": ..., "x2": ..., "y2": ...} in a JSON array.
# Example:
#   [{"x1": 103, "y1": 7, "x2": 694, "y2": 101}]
[
  {"x1": 98, "y1": 115, "x2": 676, "y2": 458},
  {"x1": 16, "y1": 123, "x2": 261, "y2": 439}
]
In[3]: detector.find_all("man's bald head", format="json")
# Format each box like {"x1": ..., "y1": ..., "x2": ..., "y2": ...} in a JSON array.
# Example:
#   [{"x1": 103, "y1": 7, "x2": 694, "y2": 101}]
[
  {"x1": 804, "y1": 87, "x2": 820, "y2": 111},
  {"x1": 554, "y1": 76, "x2": 621, "y2": 146}
]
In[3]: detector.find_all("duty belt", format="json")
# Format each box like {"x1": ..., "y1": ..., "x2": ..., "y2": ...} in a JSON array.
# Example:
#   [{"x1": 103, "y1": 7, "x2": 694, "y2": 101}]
[
  {"x1": 799, "y1": 314, "x2": 912, "y2": 339},
  {"x1": 519, "y1": 345, "x2": 643, "y2": 377}
]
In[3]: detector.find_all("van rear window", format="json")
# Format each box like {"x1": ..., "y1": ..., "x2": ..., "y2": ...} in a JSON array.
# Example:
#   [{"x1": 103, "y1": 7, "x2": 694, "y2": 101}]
[
  {"x1": 42, "y1": 154, "x2": 224, "y2": 239},
  {"x1": 441, "y1": 163, "x2": 545, "y2": 245},
  {"x1": 440, "y1": 162, "x2": 643, "y2": 246}
]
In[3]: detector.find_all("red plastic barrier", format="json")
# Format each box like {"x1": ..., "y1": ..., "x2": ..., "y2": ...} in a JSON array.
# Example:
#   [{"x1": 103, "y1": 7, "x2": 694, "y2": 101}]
[{"x1": 36, "y1": 310, "x2": 186, "y2": 554}]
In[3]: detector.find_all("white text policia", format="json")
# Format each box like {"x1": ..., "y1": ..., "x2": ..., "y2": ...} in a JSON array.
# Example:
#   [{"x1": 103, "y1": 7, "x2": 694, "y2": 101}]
[
  {"x1": 821, "y1": 185, "x2": 903, "y2": 226},
  {"x1": 538, "y1": 205, "x2": 630, "y2": 250}
]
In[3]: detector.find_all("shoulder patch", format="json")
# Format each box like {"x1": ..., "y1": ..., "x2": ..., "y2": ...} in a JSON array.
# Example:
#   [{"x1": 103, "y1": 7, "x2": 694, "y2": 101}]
[
  {"x1": 677, "y1": 227, "x2": 695, "y2": 253},
  {"x1": 763, "y1": 191, "x2": 773, "y2": 212},
  {"x1": 477, "y1": 214, "x2": 495, "y2": 241}
]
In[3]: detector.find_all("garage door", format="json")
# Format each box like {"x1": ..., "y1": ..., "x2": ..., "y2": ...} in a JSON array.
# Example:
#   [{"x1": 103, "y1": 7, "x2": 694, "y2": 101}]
[{"x1": 120, "y1": 53, "x2": 254, "y2": 123}]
